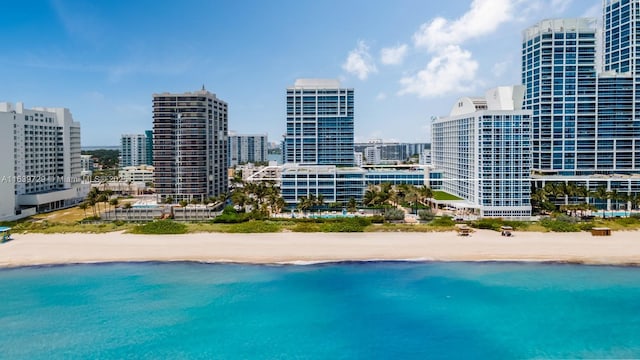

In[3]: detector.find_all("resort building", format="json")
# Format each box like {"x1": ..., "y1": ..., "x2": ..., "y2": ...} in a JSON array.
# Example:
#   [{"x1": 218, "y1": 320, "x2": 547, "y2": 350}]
[
  {"x1": 280, "y1": 165, "x2": 365, "y2": 206},
  {"x1": 152, "y1": 87, "x2": 228, "y2": 203},
  {"x1": 278, "y1": 163, "x2": 437, "y2": 207},
  {"x1": 432, "y1": 86, "x2": 533, "y2": 218},
  {"x1": 120, "y1": 133, "x2": 151, "y2": 167},
  {"x1": 0, "y1": 102, "x2": 88, "y2": 221},
  {"x1": 283, "y1": 79, "x2": 354, "y2": 166},
  {"x1": 228, "y1": 132, "x2": 268, "y2": 167}
]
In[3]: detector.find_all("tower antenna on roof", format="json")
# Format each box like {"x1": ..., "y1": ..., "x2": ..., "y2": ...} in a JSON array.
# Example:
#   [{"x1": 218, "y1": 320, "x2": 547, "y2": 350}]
[{"x1": 202, "y1": 84, "x2": 206, "y2": 91}]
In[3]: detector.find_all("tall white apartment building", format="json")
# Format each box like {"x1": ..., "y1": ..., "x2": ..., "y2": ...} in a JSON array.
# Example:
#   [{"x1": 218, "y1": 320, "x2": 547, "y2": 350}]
[
  {"x1": 120, "y1": 133, "x2": 150, "y2": 167},
  {"x1": 228, "y1": 132, "x2": 268, "y2": 167},
  {"x1": 432, "y1": 86, "x2": 532, "y2": 218},
  {"x1": 283, "y1": 79, "x2": 355, "y2": 166},
  {"x1": 0, "y1": 102, "x2": 87, "y2": 220}
]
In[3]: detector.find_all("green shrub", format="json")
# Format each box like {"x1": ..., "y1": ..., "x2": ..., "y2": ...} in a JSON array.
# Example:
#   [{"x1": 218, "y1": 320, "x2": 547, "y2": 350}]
[
  {"x1": 430, "y1": 216, "x2": 455, "y2": 227},
  {"x1": 540, "y1": 218, "x2": 580, "y2": 232},
  {"x1": 213, "y1": 206, "x2": 249, "y2": 223},
  {"x1": 384, "y1": 208, "x2": 405, "y2": 221},
  {"x1": 292, "y1": 222, "x2": 322, "y2": 232},
  {"x1": 417, "y1": 209, "x2": 435, "y2": 221},
  {"x1": 630, "y1": 213, "x2": 640, "y2": 219},
  {"x1": 577, "y1": 222, "x2": 594, "y2": 231},
  {"x1": 225, "y1": 220, "x2": 281, "y2": 233},
  {"x1": 613, "y1": 217, "x2": 639, "y2": 226},
  {"x1": 319, "y1": 217, "x2": 370, "y2": 232},
  {"x1": 473, "y1": 218, "x2": 503, "y2": 231},
  {"x1": 370, "y1": 215, "x2": 385, "y2": 224},
  {"x1": 131, "y1": 220, "x2": 188, "y2": 234}
]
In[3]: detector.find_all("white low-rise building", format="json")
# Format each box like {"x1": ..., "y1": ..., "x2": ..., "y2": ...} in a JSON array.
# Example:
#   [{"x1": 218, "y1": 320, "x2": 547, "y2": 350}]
[{"x1": 119, "y1": 165, "x2": 154, "y2": 184}]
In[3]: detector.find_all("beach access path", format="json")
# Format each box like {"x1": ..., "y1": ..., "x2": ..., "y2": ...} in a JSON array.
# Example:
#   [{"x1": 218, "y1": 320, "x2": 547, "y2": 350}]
[{"x1": 1, "y1": 230, "x2": 639, "y2": 267}]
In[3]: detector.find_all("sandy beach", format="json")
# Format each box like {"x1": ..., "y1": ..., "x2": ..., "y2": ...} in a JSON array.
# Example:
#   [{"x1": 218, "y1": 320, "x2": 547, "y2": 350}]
[{"x1": 1, "y1": 229, "x2": 639, "y2": 267}]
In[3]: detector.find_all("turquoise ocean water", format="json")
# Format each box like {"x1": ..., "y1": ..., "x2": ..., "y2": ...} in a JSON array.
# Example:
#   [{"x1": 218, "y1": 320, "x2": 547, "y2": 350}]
[{"x1": 1, "y1": 261, "x2": 639, "y2": 359}]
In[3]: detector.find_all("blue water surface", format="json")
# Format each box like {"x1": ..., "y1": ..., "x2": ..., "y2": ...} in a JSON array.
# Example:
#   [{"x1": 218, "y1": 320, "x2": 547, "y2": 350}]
[{"x1": 0, "y1": 261, "x2": 639, "y2": 359}]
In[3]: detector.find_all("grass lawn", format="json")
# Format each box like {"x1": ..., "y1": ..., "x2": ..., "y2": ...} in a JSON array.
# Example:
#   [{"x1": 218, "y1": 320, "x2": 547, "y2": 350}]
[{"x1": 432, "y1": 190, "x2": 463, "y2": 201}]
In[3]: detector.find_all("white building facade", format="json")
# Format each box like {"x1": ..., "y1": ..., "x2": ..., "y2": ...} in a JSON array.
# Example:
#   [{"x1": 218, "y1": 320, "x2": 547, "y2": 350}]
[
  {"x1": 432, "y1": 87, "x2": 533, "y2": 218},
  {"x1": 0, "y1": 102, "x2": 87, "y2": 220},
  {"x1": 120, "y1": 133, "x2": 150, "y2": 167},
  {"x1": 119, "y1": 165, "x2": 154, "y2": 184},
  {"x1": 283, "y1": 79, "x2": 355, "y2": 166},
  {"x1": 228, "y1": 132, "x2": 268, "y2": 167}
]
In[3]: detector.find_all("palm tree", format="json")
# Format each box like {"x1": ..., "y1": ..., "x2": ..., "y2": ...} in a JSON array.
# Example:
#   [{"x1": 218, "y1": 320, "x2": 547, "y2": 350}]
[
  {"x1": 86, "y1": 187, "x2": 100, "y2": 217},
  {"x1": 347, "y1": 197, "x2": 357, "y2": 213},
  {"x1": 97, "y1": 193, "x2": 108, "y2": 216},
  {"x1": 109, "y1": 198, "x2": 119, "y2": 220},
  {"x1": 78, "y1": 202, "x2": 89, "y2": 219},
  {"x1": 297, "y1": 196, "x2": 312, "y2": 214},
  {"x1": 363, "y1": 187, "x2": 378, "y2": 207},
  {"x1": 632, "y1": 193, "x2": 640, "y2": 211},
  {"x1": 317, "y1": 194, "x2": 325, "y2": 211},
  {"x1": 591, "y1": 186, "x2": 610, "y2": 212},
  {"x1": 608, "y1": 189, "x2": 620, "y2": 211},
  {"x1": 417, "y1": 186, "x2": 434, "y2": 208}
]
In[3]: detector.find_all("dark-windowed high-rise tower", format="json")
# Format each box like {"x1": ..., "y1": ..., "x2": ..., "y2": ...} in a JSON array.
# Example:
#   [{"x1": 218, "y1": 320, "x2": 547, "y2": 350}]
[
  {"x1": 283, "y1": 79, "x2": 354, "y2": 166},
  {"x1": 152, "y1": 87, "x2": 228, "y2": 203}
]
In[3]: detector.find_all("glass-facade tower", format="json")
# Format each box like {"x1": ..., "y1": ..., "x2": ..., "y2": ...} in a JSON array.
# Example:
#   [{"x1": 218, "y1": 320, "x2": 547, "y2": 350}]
[
  {"x1": 283, "y1": 79, "x2": 354, "y2": 166},
  {"x1": 522, "y1": 18, "x2": 598, "y2": 175},
  {"x1": 603, "y1": 0, "x2": 640, "y2": 171}
]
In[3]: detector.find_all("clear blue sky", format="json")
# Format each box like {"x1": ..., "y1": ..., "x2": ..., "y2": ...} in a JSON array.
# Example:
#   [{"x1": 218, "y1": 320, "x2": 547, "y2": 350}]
[{"x1": 0, "y1": 0, "x2": 599, "y2": 146}]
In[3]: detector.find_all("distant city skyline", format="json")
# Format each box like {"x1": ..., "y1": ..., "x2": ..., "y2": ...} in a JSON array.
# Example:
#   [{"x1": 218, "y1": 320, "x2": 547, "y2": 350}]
[{"x1": 1, "y1": 0, "x2": 599, "y2": 146}]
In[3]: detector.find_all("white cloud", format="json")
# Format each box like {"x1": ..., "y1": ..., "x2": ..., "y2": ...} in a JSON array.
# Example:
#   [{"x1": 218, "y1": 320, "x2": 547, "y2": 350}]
[
  {"x1": 380, "y1": 44, "x2": 409, "y2": 65},
  {"x1": 398, "y1": 0, "x2": 525, "y2": 98},
  {"x1": 581, "y1": 3, "x2": 601, "y2": 18},
  {"x1": 376, "y1": 92, "x2": 387, "y2": 101},
  {"x1": 342, "y1": 41, "x2": 377, "y2": 80},
  {"x1": 550, "y1": 0, "x2": 573, "y2": 13},
  {"x1": 398, "y1": 45, "x2": 479, "y2": 98},
  {"x1": 413, "y1": 0, "x2": 516, "y2": 51},
  {"x1": 492, "y1": 60, "x2": 511, "y2": 78}
]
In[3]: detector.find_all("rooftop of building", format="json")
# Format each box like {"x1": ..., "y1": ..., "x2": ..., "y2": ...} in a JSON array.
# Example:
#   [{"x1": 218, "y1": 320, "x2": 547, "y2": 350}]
[
  {"x1": 291, "y1": 78, "x2": 342, "y2": 89},
  {"x1": 522, "y1": 18, "x2": 596, "y2": 40}
]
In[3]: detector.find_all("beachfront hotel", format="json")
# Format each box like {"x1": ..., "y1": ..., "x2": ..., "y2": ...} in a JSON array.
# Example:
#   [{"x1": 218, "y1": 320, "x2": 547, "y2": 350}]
[
  {"x1": 432, "y1": 86, "x2": 533, "y2": 218},
  {"x1": 522, "y1": 6, "x2": 640, "y2": 208},
  {"x1": 0, "y1": 102, "x2": 88, "y2": 221},
  {"x1": 283, "y1": 79, "x2": 355, "y2": 166},
  {"x1": 120, "y1": 132, "x2": 152, "y2": 167},
  {"x1": 228, "y1": 132, "x2": 268, "y2": 167},
  {"x1": 152, "y1": 87, "x2": 228, "y2": 203}
]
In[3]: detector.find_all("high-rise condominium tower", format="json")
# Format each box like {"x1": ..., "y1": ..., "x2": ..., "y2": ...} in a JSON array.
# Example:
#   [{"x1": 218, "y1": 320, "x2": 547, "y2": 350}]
[
  {"x1": 283, "y1": 79, "x2": 354, "y2": 166},
  {"x1": 0, "y1": 102, "x2": 84, "y2": 220},
  {"x1": 522, "y1": 18, "x2": 598, "y2": 174},
  {"x1": 152, "y1": 87, "x2": 228, "y2": 203},
  {"x1": 228, "y1": 132, "x2": 268, "y2": 167},
  {"x1": 120, "y1": 133, "x2": 150, "y2": 167}
]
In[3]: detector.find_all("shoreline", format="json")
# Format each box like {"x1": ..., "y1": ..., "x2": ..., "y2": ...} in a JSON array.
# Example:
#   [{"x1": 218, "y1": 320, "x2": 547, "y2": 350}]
[{"x1": 1, "y1": 230, "x2": 640, "y2": 268}]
